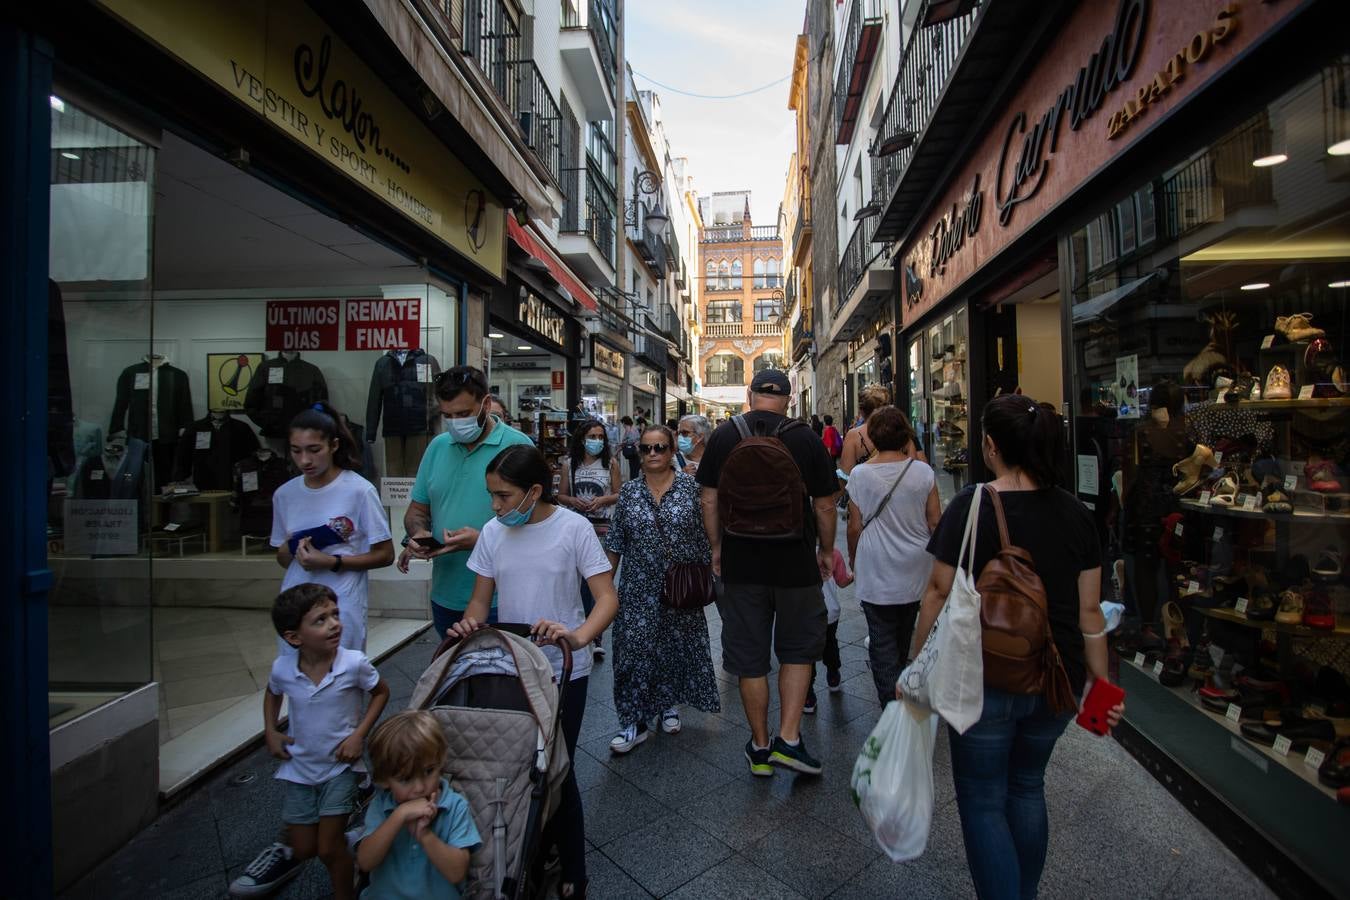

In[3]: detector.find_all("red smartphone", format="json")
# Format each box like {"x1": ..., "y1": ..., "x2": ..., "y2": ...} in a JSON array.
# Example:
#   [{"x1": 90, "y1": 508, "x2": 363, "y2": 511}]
[{"x1": 1076, "y1": 679, "x2": 1126, "y2": 736}]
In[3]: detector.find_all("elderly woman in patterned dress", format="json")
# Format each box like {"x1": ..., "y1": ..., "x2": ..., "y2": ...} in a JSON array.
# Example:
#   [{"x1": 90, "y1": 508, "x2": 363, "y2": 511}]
[{"x1": 603, "y1": 424, "x2": 721, "y2": 753}]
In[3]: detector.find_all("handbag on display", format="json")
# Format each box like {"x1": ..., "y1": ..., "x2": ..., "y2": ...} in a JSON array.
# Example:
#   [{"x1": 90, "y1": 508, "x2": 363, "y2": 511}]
[{"x1": 897, "y1": 484, "x2": 985, "y2": 733}]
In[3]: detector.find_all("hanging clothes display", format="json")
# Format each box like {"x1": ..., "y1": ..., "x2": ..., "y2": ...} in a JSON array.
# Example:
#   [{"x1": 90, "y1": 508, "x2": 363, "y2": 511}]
[
  {"x1": 365, "y1": 349, "x2": 441, "y2": 477},
  {"x1": 109, "y1": 355, "x2": 194, "y2": 490},
  {"x1": 75, "y1": 437, "x2": 148, "y2": 501},
  {"x1": 243, "y1": 352, "x2": 329, "y2": 439},
  {"x1": 232, "y1": 450, "x2": 294, "y2": 537},
  {"x1": 174, "y1": 412, "x2": 261, "y2": 491}
]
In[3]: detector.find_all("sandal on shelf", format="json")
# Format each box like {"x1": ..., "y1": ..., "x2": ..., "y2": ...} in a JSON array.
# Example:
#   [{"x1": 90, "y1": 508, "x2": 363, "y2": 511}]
[
  {"x1": 1172, "y1": 444, "x2": 1219, "y2": 495},
  {"x1": 1260, "y1": 476, "x2": 1293, "y2": 513},
  {"x1": 1210, "y1": 474, "x2": 1239, "y2": 506}
]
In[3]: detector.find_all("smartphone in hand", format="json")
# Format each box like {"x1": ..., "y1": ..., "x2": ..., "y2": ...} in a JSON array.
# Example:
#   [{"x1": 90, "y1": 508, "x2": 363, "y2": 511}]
[
  {"x1": 1076, "y1": 679, "x2": 1125, "y2": 736},
  {"x1": 413, "y1": 535, "x2": 446, "y2": 551}
]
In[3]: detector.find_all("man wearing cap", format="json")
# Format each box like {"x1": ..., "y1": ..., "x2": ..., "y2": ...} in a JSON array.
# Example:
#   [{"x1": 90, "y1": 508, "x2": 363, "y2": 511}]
[{"x1": 696, "y1": 369, "x2": 839, "y2": 777}]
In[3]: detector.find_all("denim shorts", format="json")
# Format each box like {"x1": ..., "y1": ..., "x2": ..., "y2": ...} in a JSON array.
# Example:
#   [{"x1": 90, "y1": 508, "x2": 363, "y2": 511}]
[{"x1": 281, "y1": 770, "x2": 359, "y2": 825}]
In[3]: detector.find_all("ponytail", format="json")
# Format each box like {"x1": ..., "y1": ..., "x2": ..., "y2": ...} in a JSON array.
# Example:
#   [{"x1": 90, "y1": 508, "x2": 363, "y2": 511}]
[
  {"x1": 288, "y1": 402, "x2": 363, "y2": 471},
  {"x1": 981, "y1": 394, "x2": 1064, "y2": 488}
]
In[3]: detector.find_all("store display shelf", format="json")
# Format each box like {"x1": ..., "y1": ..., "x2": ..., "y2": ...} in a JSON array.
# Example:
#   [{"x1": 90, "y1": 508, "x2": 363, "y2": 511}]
[
  {"x1": 1177, "y1": 497, "x2": 1350, "y2": 524},
  {"x1": 1195, "y1": 606, "x2": 1350, "y2": 639},
  {"x1": 1121, "y1": 655, "x2": 1343, "y2": 802},
  {"x1": 1234, "y1": 398, "x2": 1350, "y2": 410}
]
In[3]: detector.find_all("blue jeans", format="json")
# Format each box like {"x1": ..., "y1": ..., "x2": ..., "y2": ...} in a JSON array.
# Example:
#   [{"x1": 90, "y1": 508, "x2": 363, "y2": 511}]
[
  {"x1": 948, "y1": 688, "x2": 1072, "y2": 900},
  {"x1": 430, "y1": 602, "x2": 497, "y2": 643}
]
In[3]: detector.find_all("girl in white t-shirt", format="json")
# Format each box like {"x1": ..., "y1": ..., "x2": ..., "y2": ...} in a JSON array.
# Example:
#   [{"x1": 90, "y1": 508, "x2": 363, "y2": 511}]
[
  {"x1": 453, "y1": 444, "x2": 617, "y2": 900},
  {"x1": 271, "y1": 403, "x2": 395, "y2": 653}
]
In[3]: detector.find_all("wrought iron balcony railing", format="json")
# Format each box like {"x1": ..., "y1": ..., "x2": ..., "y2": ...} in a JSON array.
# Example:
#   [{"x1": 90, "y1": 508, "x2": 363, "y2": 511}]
[
  {"x1": 835, "y1": 0, "x2": 884, "y2": 145},
  {"x1": 562, "y1": 0, "x2": 618, "y2": 96},
  {"x1": 561, "y1": 164, "x2": 617, "y2": 266},
  {"x1": 837, "y1": 214, "x2": 879, "y2": 312}
]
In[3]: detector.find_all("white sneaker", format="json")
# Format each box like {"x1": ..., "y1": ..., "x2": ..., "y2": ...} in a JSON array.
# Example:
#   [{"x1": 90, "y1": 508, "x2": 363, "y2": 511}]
[
  {"x1": 609, "y1": 723, "x2": 647, "y2": 754},
  {"x1": 661, "y1": 707, "x2": 681, "y2": 734}
]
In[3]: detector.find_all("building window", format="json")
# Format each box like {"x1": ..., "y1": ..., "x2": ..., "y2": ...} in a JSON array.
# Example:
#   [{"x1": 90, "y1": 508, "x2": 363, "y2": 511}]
[
  {"x1": 766, "y1": 257, "x2": 781, "y2": 287},
  {"x1": 718, "y1": 260, "x2": 730, "y2": 290},
  {"x1": 753, "y1": 258, "x2": 766, "y2": 288},
  {"x1": 731, "y1": 258, "x2": 743, "y2": 289},
  {"x1": 705, "y1": 354, "x2": 744, "y2": 386},
  {"x1": 753, "y1": 352, "x2": 784, "y2": 374},
  {"x1": 754, "y1": 298, "x2": 781, "y2": 321},
  {"x1": 705, "y1": 261, "x2": 716, "y2": 288},
  {"x1": 706, "y1": 301, "x2": 742, "y2": 323}
]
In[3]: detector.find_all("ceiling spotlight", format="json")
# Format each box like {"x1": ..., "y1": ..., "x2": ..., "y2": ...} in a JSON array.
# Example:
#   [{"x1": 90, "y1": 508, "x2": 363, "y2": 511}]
[
  {"x1": 853, "y1": 201, "x2": 882, "y2": 221},
  {"x1": 872, "y1": 129, "x2": 917, "y2": 157},
  {"x1": 488, "y1": 331, "x2": 505, "y2": 339},
  {"x1": 60, "y1": 151, "x2": 80, "y2": 160},
  {"x1": 517, "y1": 345, "x2": 532, "y2": 351},
  {"x1": 1329, "y1": 280, "x2": 1350, "y2": 289},
  {"x1": 1328, "y1": 140, "x2": 1350, "y2": 156},
  {"x1": 1239, "y1": 282, "x2": 1270, "y2": 291},
  {"x1": 1252, "y1": 154, "x2": 1288, "y2": 167}
]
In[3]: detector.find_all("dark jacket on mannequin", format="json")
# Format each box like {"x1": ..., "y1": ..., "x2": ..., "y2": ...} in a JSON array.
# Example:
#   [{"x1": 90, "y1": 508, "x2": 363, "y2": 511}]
[
  {"x1": 76, "y1": 437, "x2": 148, "y2": 500},
  {"x1": 365, "y1": 349, "x2": 441, "y2": 437},
  {"x1": 175, "y1": 413, "x2": 261, "y2": 490},
  {"x1": 243, "y1": 353, "x2": 329, "y2": 438},
  {"x1": 110, "y1": 360, "x2": 194, "y2": 444},
  {"x1": 233, "y1": 451, "x2": 294, "y2": 536}
]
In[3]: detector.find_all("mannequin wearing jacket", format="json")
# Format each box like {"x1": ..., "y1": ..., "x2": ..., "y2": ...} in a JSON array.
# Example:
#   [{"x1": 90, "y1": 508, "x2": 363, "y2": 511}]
[
  {"x1": 109, "y1": 355, "x2": 194, "y2": 489},
  {"x1": 76, "y1": 436, "x2": 148, "y2": 501},
  {"x1": 365, "y1": 348, "x2": 440, "y2": 476},
  {"x1": 243, "y1": 352, "x2": 329, "y2": 442},
  {"x1": 233, "y1": 449, "x2": 294, "y2": 537},
  {"x1": 175, "y1": 412, "x2": 261, "y2": 491}
]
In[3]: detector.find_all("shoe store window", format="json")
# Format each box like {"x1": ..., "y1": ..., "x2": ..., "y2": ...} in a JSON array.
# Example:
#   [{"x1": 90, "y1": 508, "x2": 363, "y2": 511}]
[
  {"x1": 926, "y1": 309, "x2": 970, "y2": 505},
  {"x1": 1068, "y1": 62, "x2": 1350, "y2": 896}
]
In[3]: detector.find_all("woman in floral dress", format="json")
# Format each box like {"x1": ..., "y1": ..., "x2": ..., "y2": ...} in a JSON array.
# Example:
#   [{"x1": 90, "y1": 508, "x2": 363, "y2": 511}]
[{"x1": 603, "y1": 425, "x2": 721, "y2": 753}]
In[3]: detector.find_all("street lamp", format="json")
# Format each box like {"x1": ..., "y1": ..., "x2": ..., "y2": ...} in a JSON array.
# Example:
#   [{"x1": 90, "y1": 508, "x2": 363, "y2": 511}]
[{"x1": 624, "y1": 168, "x2": 669, "y2": 239}]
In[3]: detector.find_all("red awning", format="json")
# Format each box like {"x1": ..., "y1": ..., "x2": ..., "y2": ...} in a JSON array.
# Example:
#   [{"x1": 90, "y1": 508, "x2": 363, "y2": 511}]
[{"x1": 506, "y1": 217, "x2": 598, "y2": 312}]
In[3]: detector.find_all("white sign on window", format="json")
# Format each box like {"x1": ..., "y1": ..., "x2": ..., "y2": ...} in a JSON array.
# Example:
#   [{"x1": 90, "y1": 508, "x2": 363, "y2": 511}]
[
  {"x1": 64, "y1": 500, "x2": 139, "y2": 555},
  {"x1": 380, "y1": 477, "x2": 416, "y2": 507}
]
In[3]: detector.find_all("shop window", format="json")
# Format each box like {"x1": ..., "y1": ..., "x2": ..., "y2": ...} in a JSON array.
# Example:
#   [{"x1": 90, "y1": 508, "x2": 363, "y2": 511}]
[
  {"x1": 705, "y1": 354, "x2": 744, "y2": 386},
  {"x1": 753, "y1": 352, "x2": 784, "y2": 373}
]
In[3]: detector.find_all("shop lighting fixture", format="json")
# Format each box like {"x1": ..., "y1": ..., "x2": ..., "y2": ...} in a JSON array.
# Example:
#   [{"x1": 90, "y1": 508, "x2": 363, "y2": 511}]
[
  {"x1": 50, "y1": 95, "x2": 64, "y2": 112},
  {"x1": 1329, "y1": 140, "x2": 1350, "y2": 156},
  {"x1": 517, "y1": 344, "x2": 532, "y2": 351},
  {"x1": 488, "y1": 331, "x2": 505, "y2": 338},
  {"x1": 1329, "y1": 280, "x2": 1350, "y2": 288},
  {"x1": 1240, "y1": 282, "x2": 1270, "y2": 291},
  {"x1": 60, "y1": 152, "x2": 79, "y2": 160},
  {"x1": 1252, "y1": 153, "x2": 1288, "y2": 167}
]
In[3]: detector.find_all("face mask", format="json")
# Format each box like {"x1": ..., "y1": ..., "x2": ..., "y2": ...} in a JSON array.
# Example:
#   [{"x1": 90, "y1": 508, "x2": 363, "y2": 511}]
[
  {"x1": 584, "y1": 438, "x2": 605, "y2": 456},
  {"x1": 446, "y1": 400, "x2": 487, "y2": 444},
  {"x1": 677, "y1": 435, "x2": 694, "y2": 454},
  {"x1": 497, "y1": 491, "x2": 537, "y2": 527}
]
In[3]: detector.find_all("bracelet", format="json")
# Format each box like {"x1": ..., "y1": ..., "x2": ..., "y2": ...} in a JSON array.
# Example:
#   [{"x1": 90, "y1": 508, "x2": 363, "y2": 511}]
[
  {"x1": 1082, "y1": 628, "x2": 1107, "y2": 639},
  {"x1": 331, "y1": 556, "x2": 343, "y2": 573}
]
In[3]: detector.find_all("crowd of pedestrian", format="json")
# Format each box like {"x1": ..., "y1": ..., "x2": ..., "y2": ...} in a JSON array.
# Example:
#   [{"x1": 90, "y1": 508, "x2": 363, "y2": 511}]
[{"x1": 222, "y1": 360, "x2": 1121, "y2": 900}]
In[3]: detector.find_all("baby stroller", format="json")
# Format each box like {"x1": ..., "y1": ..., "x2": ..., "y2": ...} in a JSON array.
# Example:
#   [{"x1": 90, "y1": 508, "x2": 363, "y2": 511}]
[{"x1": 408, "y1": 624, "x2": 572, "y2": 900}]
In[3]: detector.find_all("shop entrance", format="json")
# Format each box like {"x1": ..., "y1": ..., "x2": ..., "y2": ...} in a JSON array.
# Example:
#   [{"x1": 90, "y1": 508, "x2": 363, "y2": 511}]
[{"x1": 486, "y1": 329, "x2": 569, "y2": 463}]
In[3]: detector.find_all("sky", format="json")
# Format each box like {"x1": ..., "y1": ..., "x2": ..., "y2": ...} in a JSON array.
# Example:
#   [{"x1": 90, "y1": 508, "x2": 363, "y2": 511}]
[{"x1": 624, "y1": 0, "x2": 804, "y2": 226}]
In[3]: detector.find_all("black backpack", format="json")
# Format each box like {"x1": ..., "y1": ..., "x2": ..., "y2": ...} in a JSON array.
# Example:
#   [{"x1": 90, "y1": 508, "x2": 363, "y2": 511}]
[{"x1": 717, "y1": 415, "x2": 808, "y2": 540}]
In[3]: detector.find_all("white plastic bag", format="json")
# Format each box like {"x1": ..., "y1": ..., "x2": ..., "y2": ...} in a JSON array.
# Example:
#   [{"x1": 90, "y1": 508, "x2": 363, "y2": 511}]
[
  {"x1": 898, "y1": 484, "x2": 985, "y2": 734},
  {"x1": 850, "y1": 700, "x2": 938, "y2": 861}
]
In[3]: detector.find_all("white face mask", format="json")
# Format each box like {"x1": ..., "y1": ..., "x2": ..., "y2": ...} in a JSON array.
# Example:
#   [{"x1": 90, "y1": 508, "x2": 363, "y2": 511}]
[{"x1": 446, "y1": 399, "x2": 487, "y2": 444}]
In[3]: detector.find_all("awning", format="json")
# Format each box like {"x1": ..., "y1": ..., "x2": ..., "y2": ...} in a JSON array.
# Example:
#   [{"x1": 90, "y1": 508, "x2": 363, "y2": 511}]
[
  {"x1": 507, "y1": 218, "x2": 598, "y2": 312},
  {"x1": 666, "y1": 384, "x2": 692, "y2": 402}
]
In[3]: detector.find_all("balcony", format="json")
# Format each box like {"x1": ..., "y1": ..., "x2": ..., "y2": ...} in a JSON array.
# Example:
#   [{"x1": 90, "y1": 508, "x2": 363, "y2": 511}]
[
  {"x1": 586, "y1": 122, "x2": 617, "y2": 189},
  {"x1": 832, "y1": 214, "x2": 892, "y2": 342},
  {"x1": 700, "y1": 225, "x2": 743, "y2": 243},
  {"x1": 834, "y1": 0, "x2": 884, "y2": 146},
  {"x1": 634, "y1": 332, "x2": 669, "y2": 370},
  {"x1": 749, "y1": 226, "x2": 781, "y2": 242},
  {"x1": 561, "y1": 0, "x2": 618, "y2": 119},
  {"x1": 792, "y1": 315, "x2": 814, "y2": 362},
  {"x1": 791, "y1": 191, "x2": 812, "y2": 266},
  {"x1": 628, "y1": 202, "x2": 667, "y2": 280},
  {"x1": 752, "y1": 321, "x2": 782, "y2": 337},
  {"x1": 559, "y1": 164, "x2": 617, "y2": 281},
  {"x1": 674, "y1": 259, "x2": 688, "y2": 291},
  {"x1": 705, "y1": 322, "x2": 743, "y2": 338},
  {"x1": 504, "y1": 61, "x2": 562, "y2": 186}
]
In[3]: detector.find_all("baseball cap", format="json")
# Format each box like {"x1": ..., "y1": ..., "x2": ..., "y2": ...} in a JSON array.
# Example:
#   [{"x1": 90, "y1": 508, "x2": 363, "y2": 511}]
[{"x1": 749, "y1": 369, "x2": 791, "y2": 395}]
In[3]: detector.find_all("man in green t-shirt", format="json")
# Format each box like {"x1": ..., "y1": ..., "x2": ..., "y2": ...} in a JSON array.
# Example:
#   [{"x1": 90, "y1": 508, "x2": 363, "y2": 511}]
[{"x1": 399, "y1": 365, "x2": 533, "y2": 638}]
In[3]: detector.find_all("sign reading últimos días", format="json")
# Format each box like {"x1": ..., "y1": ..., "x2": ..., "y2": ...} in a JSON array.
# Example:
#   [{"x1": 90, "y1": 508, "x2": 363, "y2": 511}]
[{"x1": 97, "y1": 0, "x2": 505, "y2": 281}]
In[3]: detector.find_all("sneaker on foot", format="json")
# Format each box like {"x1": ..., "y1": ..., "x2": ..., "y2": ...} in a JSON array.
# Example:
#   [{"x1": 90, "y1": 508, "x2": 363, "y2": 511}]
[
  {"x1": 609, "y1": 722, "x2": 647, "y2": 754},
  {"x1": 229, "y1": 842, "x2": 304, "y2": 897},
  {"x1": 660, "y1": 707, "x2": 681, "y2": 734},
  {"x1": 769, "y1": 735, "x2": 823, "y2": 775},
  {"x1": 826, "y1": 668, "x2": 842, "y2": 692},
  {"x1": 744, "y1": 739, "x2": 773, "y2": 777},
  {"x1": 803, "y1": 689, "x2": 817, "y2": 715},
  {"x1": 592, "y1": 636, "x2": 605, "y2": 662}
]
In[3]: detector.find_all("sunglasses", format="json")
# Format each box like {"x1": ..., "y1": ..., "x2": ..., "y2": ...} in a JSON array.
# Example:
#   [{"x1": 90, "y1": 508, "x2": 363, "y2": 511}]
[
  {"x1": 435, "y1": 369, "x2": 487, "y2": 391},
  {"x1": 638, "y1": 443, "x2": 670, "y2": 454}
]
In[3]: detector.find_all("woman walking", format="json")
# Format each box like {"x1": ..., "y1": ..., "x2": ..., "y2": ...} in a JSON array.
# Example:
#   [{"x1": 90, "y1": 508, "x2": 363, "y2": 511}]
[
  {"x1": 675, "y1": 414, "x2": 712, "y2": 475},
  {"x1": 906, "y1": 395, "x2": 1124, "y2": 900},
  {"x1": 603, "y1": 425, "x2": 721, "y2": 753},
  {"x1": 452, "y1": 445, "x2": 617, "y2": 900},
  {"x1": 845, "y1": 406, "x2": 940, "y2": 707},
  {"x1": 558, "y1": 419, "x2": 622, "y2": 660},
  {"x1": 840, "y1": 384, "x2": 925, "y2": 475}
]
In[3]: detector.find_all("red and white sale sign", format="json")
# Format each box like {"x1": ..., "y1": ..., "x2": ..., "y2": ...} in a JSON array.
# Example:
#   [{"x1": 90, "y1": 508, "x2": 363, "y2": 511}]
[
  {"x1": 345, "y1": 298, "x2": 422, "y2": 350},
  {"x1": 265, "y1": 299, "x2": 340, "y2": 351}
]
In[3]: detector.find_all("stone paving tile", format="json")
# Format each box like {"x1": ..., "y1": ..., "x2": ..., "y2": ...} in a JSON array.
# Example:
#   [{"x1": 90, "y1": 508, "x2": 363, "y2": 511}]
[
  {"x1": 595, "y1": 739, "x2": 737, "y2": 807},
  {"x1": 678, "y1": 774, "x2": 816, "y2": 850},
  {"x1": 664, "y1": 855, "x2": 807, "y2": 900},
  {"x1": 741, "y1": 815, "x2": 881, "y2": 900},
  {"x1": 578, "y1": 776, "x2": 671, "y2": 849},
  {"x1": 585, "y1": 848, "x2": 654, "y2": 899},
  {"x1": 599, "y1": 814, "x2": 733, "y2": 896}
]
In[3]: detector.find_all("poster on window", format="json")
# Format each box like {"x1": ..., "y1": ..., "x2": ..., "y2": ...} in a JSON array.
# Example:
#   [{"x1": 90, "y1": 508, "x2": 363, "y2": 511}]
[
  {"x1": 345, "y1": 298, "x2": 421, "y2": 350},
  {"x1": 64, "y1": 500, "x2": 139, "y2": 555},
  {"x1": 1115, "y1": 354, "x2": 1140, "y2": 419},
  {"x1": 207, "y1": 352, "x2": 265, "y2": 412},
  {"x1": 265, "y1": 299, "x2": 340, "y2": 351}
]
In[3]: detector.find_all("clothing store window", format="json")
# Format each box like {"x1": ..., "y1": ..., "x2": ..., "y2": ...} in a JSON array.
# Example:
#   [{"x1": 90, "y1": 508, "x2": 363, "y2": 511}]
[{"x1": 1068, "y1": 62, "x2": 1349, "y2": 877}]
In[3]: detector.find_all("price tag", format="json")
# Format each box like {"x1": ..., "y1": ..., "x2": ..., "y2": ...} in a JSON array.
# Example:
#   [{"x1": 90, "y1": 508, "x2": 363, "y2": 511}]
[
  {"x1": 1187, "y1": 580, "x2": 1201, "y2": 595},
  {"x1": 1133, "y1": 652, "x2": 1146, "y2": 667},
  {"x1": 1272, "y1": 735, "x2": 1293, "y2": 757},
  {"x1": 1284, "y1": 475, "x2": 1298, "y2": 491},
  {"x1": 1174, "y1": 522, "x2": 1185, "y2": 537},
  {"x1": 1213, "y1": 451, "x2": 1223, "y2": 465},
  {"x1": 1241, "y1": 495, "x2": 1258, "y2": 511},
  {"x1": 1261, "y1": 334, "x2": 1275, "y2": 349},
  {"x1": 1297, "y1": 384, "x2": 1314, "y2": 400},
  {"x1": 1234, "y1": 597, "x2": 1249, "y2": 614},
  {"x1": 91, "y1": 470, "x2": 104, "y2": 481},
  {"x1": 268, "y1": 367, "x2": 284, "y2": 384},
  {"x1": 196, "y1": 431, "x2": 211, "y2": 450},
  {"x1": 1198, "y1": 490, "x2": 1212, "y2": 505},
  {"x1": 241, "y1": 471, "x2": 259, "y2": 492},
  {"x1": 134, "y1": 372, "x2": 151, "y2": 390},
  {"x1": 1213, "y1": 527, "x2": 1224, "y2": 542},
  {"x1": 1305, "y1": 747, "x2": 1327, "y2": 770},
  {"x1": 1225, "y1": 703, "x2": 1243, "y2": 723},
  {"x1": 1152, "y1": 661, "x2": 1164, "y2": 677},
  {"x1": 164, "y1": 522, "x2": 180, "y2": 532}
]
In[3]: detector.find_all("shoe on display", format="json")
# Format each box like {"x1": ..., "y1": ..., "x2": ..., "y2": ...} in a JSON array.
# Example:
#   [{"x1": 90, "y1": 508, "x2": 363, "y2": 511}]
[
  {"x1": 827, "y1": 667, "x2": 842, "y2": 692},
  {"x1": 1245, "y1": 593, "x2": 1277, "y2": 622},
  {"x1": 1319, "y1": 739, "x2": 1350, "y2": 789},
  {"x1": 1223, "y1": 374, "x2": 1256, "y2": 403},
  {"x1": 229, "y1": 843, "x2": 305, "y2": 897},
  {"x1": 1275, "y1": 312, "x2": 1325, "y2": 343},
  {"x1": 1187, "y1": 641, "x2": 1215, "y2": 682},
  {"x1": 803, "y1": 689, "x2": 817, "y2": 715},
  {"x1": 1274, "y1": 590, "x2": 1305, "y2": 625},
  {"x1": 1305, "y1": 460, "x2": 1344, "y2": 493},
  {"x1": 1302, "y1": 585, "x2": 1335, "y2": 630},
  {"x1": 1239, "y1": 716, "x2": 1335, "y2": 751},
  {"x1": 768, "y1": 735, "x2": 823, "y2": 775},
  {"x1": 1161, "y1": 602, "x2": 1187, "y2": 644},
  {"x1": 609, "y1": 723, "x2": 648, "y2": 754},
  {"x1": 1172, "y1": 444, "x2": 1219, "y2": 495},
  {"x1": 661, "y1": 707, "x2": 681, "y2": 734},
  {"x1": 1263, "y1": 364, "x2": 1293, "y2": 400},
  {"x1": 1249, "y1": 379, "x2": 1262, "y2": 400},
  {"x1": 1209, "y1": 473, "x2": 1239, "y2": 506},
  {"x1": 744, "y1": 739, "x2": 774, "y2": 777},
  {"x1": 1260, "y1": 476, "x2": 1294, "y2": 513},
  {"x1": 1313, "y1": 548, "x2": 1343, "y2": 578},
  {"x1": 1159, "y1": 650, "x2": 1188, "y2": 687}
]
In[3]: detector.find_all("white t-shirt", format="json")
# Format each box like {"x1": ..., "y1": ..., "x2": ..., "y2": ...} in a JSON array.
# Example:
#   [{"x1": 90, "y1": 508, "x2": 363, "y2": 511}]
[
  {"x1": 267, "y1": 647, "x2": 380, "y2": 785},
  {"x1": 270, "y1": 469, "x2": 392, "y2": 652},
  {"x1": 849, "y1": 459, "x2": 936, "y2": 607},
  {"x1": 467, "y1": 506, "x2": 612, "y2": 681}
]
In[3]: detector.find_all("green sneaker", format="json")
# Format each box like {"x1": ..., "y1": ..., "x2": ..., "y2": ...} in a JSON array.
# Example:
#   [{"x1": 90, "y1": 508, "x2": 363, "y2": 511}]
[
  {"x1": 744, "y1": 739, "x2": 773, "y2": 777},
  {"x1": 769, "y1": 736, "x2": 822, "y2": 775}
]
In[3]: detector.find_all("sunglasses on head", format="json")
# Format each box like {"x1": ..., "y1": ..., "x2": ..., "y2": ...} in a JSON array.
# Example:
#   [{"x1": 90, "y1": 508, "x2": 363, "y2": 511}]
[
  {"x1": 435, "y1": 369, "x2": 487, "y2": 391},
  {"x1": 638, "y1": 443, "x2": 670, "y2": 454}
]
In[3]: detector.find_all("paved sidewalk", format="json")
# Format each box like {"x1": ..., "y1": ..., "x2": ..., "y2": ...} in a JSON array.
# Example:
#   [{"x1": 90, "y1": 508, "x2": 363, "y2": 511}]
[{"x1": 63, "y1": 601, "x2": 1275, "y2": 899}]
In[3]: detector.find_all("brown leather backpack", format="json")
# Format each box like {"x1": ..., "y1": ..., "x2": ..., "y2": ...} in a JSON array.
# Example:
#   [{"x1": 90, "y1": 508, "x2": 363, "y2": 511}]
[
  {"x1": 976, "y1": 487, "x2": 1077, "y2": 713},
  {"x1": 717, "y1": 414, "x2": 807, "y2": 540}
]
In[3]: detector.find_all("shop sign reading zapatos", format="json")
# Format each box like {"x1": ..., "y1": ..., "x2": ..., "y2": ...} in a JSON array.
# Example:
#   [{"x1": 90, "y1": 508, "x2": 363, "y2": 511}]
[{"x1": 97, "y1": 0, "x2": 505, "y2": 280}]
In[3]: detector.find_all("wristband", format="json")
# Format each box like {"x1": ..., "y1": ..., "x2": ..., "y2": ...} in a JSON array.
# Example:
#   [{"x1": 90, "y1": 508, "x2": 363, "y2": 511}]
[
  {"x1": 1082, "y1": 627, "x2": 1107, "y2": 639},
  {"x1": 331, "y1": 555, "x2": 344, "y2": 573}
]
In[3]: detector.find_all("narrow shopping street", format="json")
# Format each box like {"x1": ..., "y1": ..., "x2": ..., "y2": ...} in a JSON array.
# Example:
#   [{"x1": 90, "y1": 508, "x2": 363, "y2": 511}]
[{"x1": 64, "y1": 602, "x2": 1273, "y2": 900}]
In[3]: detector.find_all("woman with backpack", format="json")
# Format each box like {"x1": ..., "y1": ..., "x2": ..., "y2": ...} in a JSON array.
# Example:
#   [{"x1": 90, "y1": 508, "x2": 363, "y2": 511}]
[
  {"x1": 821, "y1": 415, "x2": 843, "y2": 459},
  {"x1": 906, "y1": 394, "x2": 1124, "y2": 900},
  {"x1": 558, "y1": 418, "x2": 622, "y2": 660}
]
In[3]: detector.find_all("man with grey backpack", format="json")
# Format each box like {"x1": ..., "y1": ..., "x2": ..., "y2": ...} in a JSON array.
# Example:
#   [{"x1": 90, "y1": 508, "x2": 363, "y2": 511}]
[{"x1": 696, "y1": 369, "x2": 839, "y2": 777}]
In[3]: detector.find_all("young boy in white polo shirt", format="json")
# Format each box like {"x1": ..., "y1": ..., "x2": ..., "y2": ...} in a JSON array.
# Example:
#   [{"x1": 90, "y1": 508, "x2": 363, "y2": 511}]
[{"x1": 262, "y1": 583, "x2": 390, "y2": 900}]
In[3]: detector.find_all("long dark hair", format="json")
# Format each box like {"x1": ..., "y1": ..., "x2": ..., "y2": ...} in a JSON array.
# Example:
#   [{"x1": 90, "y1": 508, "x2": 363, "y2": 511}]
[
  {"x1": 288, "y1": 402, "x2": 362, "y2": 471},
  {"x1": 486, "y1": 445, "x2": 555, "y2": 503},
  {"x1": 981, "y1": 394, "x2": 1064, "y2": 488},
  {"x1": 568, "y1": 418, "x2": 611, "y2": 470}
]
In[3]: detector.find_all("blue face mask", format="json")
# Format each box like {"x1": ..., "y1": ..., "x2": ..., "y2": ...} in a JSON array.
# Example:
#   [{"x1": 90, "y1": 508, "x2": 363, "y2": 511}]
[
  {"x1": 584, "y1": 438, "x2": 605, "y2": 456},
  {"x1": 446, "y1": 399, "x2": 487, "y2": 444},
  {"x1": 497, "y1": 491, "x2": 537, "y2": 527},
  {"x1": 677, "y1": 435, "x2": 694, "y2": 455}
]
